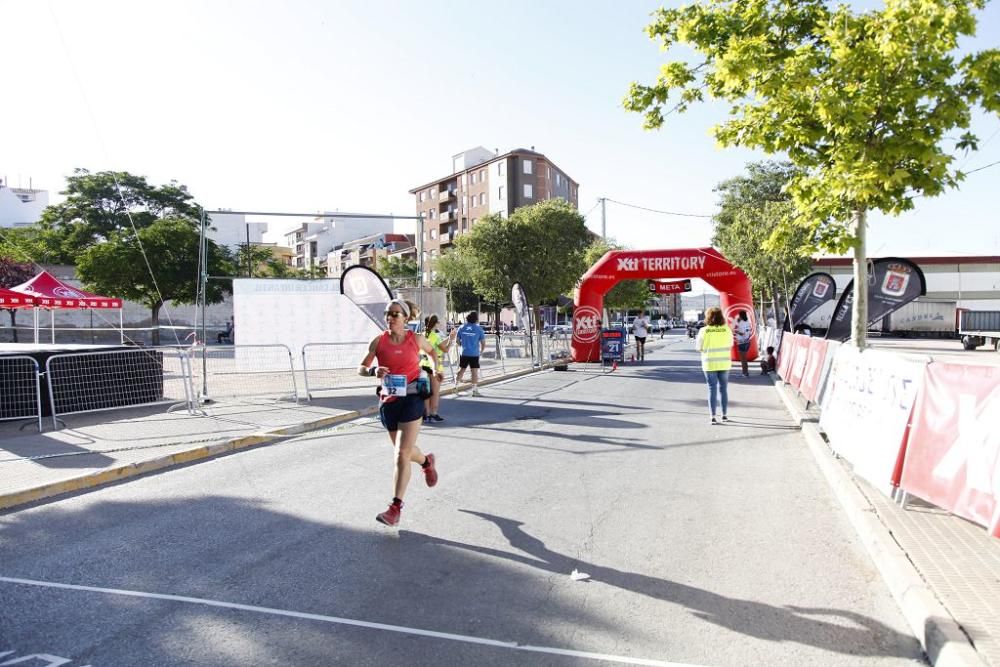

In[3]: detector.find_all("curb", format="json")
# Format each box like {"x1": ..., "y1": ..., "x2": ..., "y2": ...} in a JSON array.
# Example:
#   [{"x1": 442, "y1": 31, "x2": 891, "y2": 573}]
[
  {"x1": 772, "y1": 380, "x2": 985, "y2": 667},
  {"x1": 0, "y1": 364, "x2": 549, "y2": 513}
]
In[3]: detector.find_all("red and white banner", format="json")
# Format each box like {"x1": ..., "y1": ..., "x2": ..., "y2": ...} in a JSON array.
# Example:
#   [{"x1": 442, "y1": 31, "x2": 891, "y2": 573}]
[
  {"x1": 813, "y1": 340, "x2": 841, "y2": 407},
  {"x1": 820, "y1": 347, "x2": 927, "y2": 495},
  {"x1": 798, "y1": 337, "x2": 831, "y2": 403},
  {"x1": 900, "y1": 363, "x2": 1000, "y2": 537},
  {"x1": 777, "y1": 332, "x2": 797, "y2": 380},
  {"x1": 787, "y1": 334, "x2": 811, "y2": 390}
]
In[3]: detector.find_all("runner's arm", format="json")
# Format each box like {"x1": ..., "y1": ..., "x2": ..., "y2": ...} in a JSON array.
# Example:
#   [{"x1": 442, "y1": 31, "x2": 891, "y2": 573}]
[{"x1": 358, "y1": 337, "x2": 384, "y2": 377}]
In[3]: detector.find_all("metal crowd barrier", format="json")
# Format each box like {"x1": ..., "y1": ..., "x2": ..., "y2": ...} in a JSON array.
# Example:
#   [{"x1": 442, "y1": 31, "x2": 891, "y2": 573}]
[
  {"x1": 301, "y1": 341, "x2": 371, "y2": 399},
  {"x1": 0, "y1": 356, "x2": 43, "y2": 431},
  {"x1": 45, "y1": 347, "x2": 193, "y2": 429},
  {"x1": 189, "y1": 344, "x2": 299, "y2": 405}
]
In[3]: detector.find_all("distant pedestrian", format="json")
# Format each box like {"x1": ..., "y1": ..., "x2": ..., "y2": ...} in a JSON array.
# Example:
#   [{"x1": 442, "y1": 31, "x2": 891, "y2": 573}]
[
  {"x1": 421, "y1": 314, "x2": 455, "y2": 422},
  {"x1": 455, "y1": 311, "x2": 486, "y2": 396},
  {"x1": 659, "y1": 316, "x2": 667, "y2": 339},
  {"x1": 760, "y1": 346, "x2": 777, "y2": 375},
  {"x1": 358, "y1": 298, "x2": 439, "y2": 527},
  {"x1": 696, "y1": 307, "x2": 734, "y2": 425},
  {"x1": 217, "y1": 318, "x2": 234, "y2": 344},
  {"x1": 633, "y1": 309, "x2": 650, "y2": 361},
  {"x1": 734, "y1": 310, "x2": 752, "y2": 377}
]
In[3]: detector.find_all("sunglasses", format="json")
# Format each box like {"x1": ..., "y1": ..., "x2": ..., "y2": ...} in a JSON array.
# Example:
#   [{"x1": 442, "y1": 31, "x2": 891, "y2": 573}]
[{"x1": 385, "y1": 311, "x2": 404, "y2": 318}]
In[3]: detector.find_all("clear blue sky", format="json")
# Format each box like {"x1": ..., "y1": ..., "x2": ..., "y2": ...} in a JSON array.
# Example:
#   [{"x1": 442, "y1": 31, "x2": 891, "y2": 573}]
[{"x1": 2, "y1": 0, "x2": 998, "y2": 256}]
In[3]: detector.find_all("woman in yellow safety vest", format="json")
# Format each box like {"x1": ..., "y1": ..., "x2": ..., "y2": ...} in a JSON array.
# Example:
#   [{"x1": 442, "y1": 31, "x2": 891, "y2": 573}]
[{"x1": 696, "y1": 306, "x2": 734, "y2": 425}]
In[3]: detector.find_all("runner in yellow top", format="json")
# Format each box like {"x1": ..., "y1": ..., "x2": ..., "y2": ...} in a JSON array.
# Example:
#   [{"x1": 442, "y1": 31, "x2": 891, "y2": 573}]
[{"x1": 422, "y1": 314, "x2": 456, "y2": 422}]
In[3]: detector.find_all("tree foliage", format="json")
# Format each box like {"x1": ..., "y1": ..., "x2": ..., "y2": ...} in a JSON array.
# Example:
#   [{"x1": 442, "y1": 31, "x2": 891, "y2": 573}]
[
  {"x1": 625, "y1": 0, "x2": 1000, "y2": 346},
  {"x1": 76, "y1": 217, "x2": 230, "y2": 345},
  {"x1": 454, "y1": 199, "x2": 592, "y2": 327},
  {"x1": 432, "y1": 248, "x2": 482, "y2": 314},
  {"x1": 582, "y1": 238, "x2": 650, "y2": 312},
  {"x1": 711, "y1": 161, "x2": 814, "y2": 306},
  {"x1": 0, "y1": 256, "x2": 36, "y2": 342},
  {"x1": 39, "y1": 169, "x2": 203, "y2": 263},
  {"x1": 379, "y1": 255, "x2": 420, "y2": 289}
]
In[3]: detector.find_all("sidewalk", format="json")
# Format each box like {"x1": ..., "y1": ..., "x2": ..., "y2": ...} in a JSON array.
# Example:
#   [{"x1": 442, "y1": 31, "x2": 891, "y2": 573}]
[{"x1": 2, "y1": 336, "x2": 998, "y2": 667}]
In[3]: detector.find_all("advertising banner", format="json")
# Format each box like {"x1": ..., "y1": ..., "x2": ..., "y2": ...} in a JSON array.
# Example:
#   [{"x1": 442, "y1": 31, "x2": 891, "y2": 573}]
[
  {"x1": 820, "y1": 347, "x2": 927, "y2": 495},
  {"x1": 784, "y1": 272, "x2": 836, "y2": 331},
  {"x1": 798, "y1": 337, "x2": 831, "y2": 403},
  {"x1": 787, "y1": 334, "x2": 811, "y2": 390},
  {"x1": 648, "y1": 279, "x2": 692, "y2": 294},
  {"x1": 900, "y1": 363, "x2": 1000, "y2": 537},
  {"x1": 600, "y1": 328, "x2": 626, "y2": 363},
  {"x1": 340, "y1": 265, "x2": 394, "y2": 331},
  {"x1": 813, "y1": 340, "x2": 841, "y2": 407},
  {"x1": 826, "y1": 258, "x2": 926, "y2": 342},
  {"x1": 511, "y1": 282, "x2": 533, "y2": 332},
  {"x1": 777, "y1": 333, "x2": 798, "y2": 380}
]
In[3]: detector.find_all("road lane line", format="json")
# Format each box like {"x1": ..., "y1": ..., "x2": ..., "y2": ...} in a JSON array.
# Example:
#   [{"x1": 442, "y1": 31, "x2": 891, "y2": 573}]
[{"x1": 0, "y1": 575, "x2": 706, "y2": 667}]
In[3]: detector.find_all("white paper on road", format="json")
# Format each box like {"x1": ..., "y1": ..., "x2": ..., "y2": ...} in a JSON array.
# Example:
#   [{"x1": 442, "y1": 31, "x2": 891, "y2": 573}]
[
  {"x1": 820, "y1": 346, "x2": 927, "y2": 495},
  {"x1": 570, "y1": 568, "x2": 591, "y2": 581}
]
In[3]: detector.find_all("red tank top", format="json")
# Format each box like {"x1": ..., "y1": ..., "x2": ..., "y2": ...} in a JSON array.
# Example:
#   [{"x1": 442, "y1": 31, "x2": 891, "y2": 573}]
[{"x1": 375, "y1": 330, "x2": 421, "y2": 383}]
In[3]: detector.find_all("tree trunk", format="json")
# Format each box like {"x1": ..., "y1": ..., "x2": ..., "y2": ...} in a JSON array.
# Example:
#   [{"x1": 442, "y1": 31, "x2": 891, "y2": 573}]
[
  {"x1": 6, "y1": 308, "x2": 17, "y2": 343},
  {"x1": 151, "y1": 302, "x2": 162, "y2": 346},
  {"x1": 851, "y1": 209, "x2": 868, "y2": 350}
]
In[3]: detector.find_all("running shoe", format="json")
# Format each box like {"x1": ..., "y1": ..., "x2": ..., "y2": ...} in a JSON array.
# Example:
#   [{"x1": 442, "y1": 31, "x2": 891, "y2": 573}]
[
  {"x1": 711, "y1": 417, "x2": 719, "y2": 425},
  {"x1": 422, "y1": 453, "x2": 438, "y2": 487},
  {"x1": 722, "y1": 415, "x2": 729, "y2": 422},
  {"x1": 471, "y1": 388, "x2": 481, "y2": 397},
  {"x1": 430, "y1": 414, "x2": 445, "y2": 422},
  {"x1": 376, "y1": 503, "x2": 401, "y2": 526}
]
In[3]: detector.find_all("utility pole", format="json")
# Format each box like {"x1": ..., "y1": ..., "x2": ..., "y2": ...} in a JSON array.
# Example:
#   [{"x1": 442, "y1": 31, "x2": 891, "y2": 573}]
[{"x1": 600, "y1": 198, "x2": 607, "y2": 239}]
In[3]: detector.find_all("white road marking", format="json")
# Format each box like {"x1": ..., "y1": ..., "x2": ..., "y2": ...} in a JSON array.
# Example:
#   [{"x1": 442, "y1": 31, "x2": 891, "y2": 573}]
[{"x1": 1, "y1": 575, "x2": 708, "y2": 667}]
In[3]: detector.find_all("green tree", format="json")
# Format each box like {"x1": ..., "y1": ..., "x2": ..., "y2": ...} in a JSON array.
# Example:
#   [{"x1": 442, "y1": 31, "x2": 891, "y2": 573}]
[
  {"x1": 432, "y1": 249, "x2": 481, "y2": 314},
  {"x1": 39, "y1": 168, "x2": 203, "y2": 263},
  {"x1": 711, "y1": 162, "x2": 815, "y2": 315},
  {"x1": 582, "y1": 238, "x2": 650, "y2": 314},
  {"x1": 379, "y1": 255, "x2": 420, "y2": 289},
  {"x1": 231, "y1": 242, "x2": 278, "y2": 278},
  {"x1": 0, "y1": 257, "x2": 36, "y2": 342},
  {"x1": 76, "y1": 217, "x2": 230, "y2": 346},
  {"x1": 625, "y1": 0, "x2": 1000, "y2": 348},
  {"x1": 456, "y1": 199, "x2": 592, "y2": 330}
]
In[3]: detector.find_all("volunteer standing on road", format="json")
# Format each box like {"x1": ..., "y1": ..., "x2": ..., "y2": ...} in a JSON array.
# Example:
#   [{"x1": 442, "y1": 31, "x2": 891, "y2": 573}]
[
  {"x1": 422, "y1": 314, "x2": 455, "y2": 422},
  {"x1": 734, "y1": 310, "x2": 752, "y2": 377},
  {"x1": 358, "y1": 298, "x2": 440, "y2": 527},
  {"x1": 696, "y1": 306, "x2": 734, "y2": 425},
  {"x1": 633, "y1": 309, "x2": 650, "y2": 362}
]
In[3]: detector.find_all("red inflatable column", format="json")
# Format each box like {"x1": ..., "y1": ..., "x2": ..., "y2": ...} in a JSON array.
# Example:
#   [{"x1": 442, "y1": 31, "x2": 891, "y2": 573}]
[
  {"x1": 571, "y1": 285, "x2": 603, "y2": 362},
  {"x1": 720, "y1": 285, "x2": 759, "y2": 362}
]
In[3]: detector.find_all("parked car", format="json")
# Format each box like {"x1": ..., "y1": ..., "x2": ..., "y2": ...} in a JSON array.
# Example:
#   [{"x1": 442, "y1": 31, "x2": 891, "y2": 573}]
[{"x1": 543, "y1": 323, "x2": 572, "y2": 337}]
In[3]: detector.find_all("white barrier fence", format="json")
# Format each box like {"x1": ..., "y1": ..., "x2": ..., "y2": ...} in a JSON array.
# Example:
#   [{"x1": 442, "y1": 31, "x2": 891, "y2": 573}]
[
  {"x1": 301, "y1": 341, "x2": 372, "y2": 399},
  {"x1": 189, "y1": 344, "x2": 299, "y2": 405},
  {"x1": 45, "y1": 347, "x2": 193, "y2": 429},
  {"x1": 0, "y1": 356, "x2": 43, "y2": 431}
]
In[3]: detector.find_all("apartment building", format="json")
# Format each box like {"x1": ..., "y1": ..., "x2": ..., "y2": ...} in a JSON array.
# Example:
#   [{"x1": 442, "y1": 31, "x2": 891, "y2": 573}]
[
  {"x1": 327, "y1": 232, "x2": 415, "y2": 278},
  {"x1": 408, "y1": 146, "x2": 579, "y2": 284},
  {"x1": 283, "y1": 213, "x2": 394, "y2": 271},
  {"x1": 0, "y1": 179, "x2": 49, "y2": 227}
]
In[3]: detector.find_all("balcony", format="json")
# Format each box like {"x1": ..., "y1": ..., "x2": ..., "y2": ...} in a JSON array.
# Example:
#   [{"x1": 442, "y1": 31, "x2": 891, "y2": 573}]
[
  {"x1": 440, "y1": 233, "x2": 452, "y2": 245},
  {"x1": 440, "y1": 209, "x2": 456, "y2": 221},
  {"x1": 439, "y1": 188, "x2": 456, "y2": 201}
]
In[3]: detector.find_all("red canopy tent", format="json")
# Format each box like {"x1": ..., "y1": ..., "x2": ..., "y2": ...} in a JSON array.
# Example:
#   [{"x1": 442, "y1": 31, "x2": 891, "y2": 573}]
[
  {"x1": 0, "y1": 288, "x2": 36, "y2": 309},
  {"x1": 8, "y1": 270, "x2": 123, "y2": 344}
]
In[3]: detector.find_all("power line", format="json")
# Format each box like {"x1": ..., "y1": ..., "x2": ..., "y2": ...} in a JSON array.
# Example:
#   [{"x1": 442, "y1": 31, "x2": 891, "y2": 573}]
[
  {"x1": 965, "y1": 159, "x2": 1000, "y2": 175},
  {"x1": 603, "y1": 198, "x2": 714, "y2": 219}
]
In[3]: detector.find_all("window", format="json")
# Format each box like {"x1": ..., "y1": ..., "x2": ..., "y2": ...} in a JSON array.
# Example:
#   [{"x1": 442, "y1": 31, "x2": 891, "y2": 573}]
[
  {"x1": 462, "y1": 173, "x2": 468, "y2": 186},
  {"x1": 419, "y1": 191, "x2": 426, "y2": 202},
  {"x1": 430, "y1": 249, "x2": 438, "y2": 259},
  {"x1": 498, "y1": 186, "x2": 505, "y2": 200},
  {"x1": 523, "y1": 159, "x2": 533, "y2": 175},
  {"x1": 524, "y1": 184, "x2": 533, "y2": 199},
  {"x1": 429, "y1": 209, "x2": 436, "y2": 219},
  {"x1": 556, "y1": 173, "x2": 562, "y2": 186},
  {"x1": 431, "y1": 189, "x2": 437, "y2": 199},
  {"x1": 423, "y1": 231, "x2": 428, "y2": 241},
  {"x1": 471, "y1": 218, "x2": 477, "y2": 226},
  {"x1": 479, "y1": 169, "x2": 486, "y2": 182},
  {"x1": 471, "y1": 171, "x2": 477, "y2": 184},
  {"x1": 498, "y1": 161, "x2": 505, "y2": 176},
  {"x1": 462, "y1": 195, "x2": 468, "y2": 211},
  {"x1": 430, "y1": 228, "x2": 437, "y2": 239},
  {"x1": 422, "y1": 251, "x2": 428, "y2": 262},
  {"x1": 479, "y1": 193, "x2": 486, "y2": 206},
  {"x1": 422, "y1": 271, "x2": 428, "y2": 284}
]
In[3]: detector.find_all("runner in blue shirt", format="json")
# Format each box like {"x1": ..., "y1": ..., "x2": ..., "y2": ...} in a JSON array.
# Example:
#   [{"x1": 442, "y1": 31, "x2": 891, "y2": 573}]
[{"x1": 455, "y1": 311, "x2": 486, "y2": 396}]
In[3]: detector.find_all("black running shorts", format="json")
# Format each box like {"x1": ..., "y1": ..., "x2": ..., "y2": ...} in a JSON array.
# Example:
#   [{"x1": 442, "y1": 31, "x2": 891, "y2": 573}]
[
  {"x1": 459, "y1": 355, "x2": 481, "y2": 369},
  {"x1": 379, "y1": 394, "x2": 425, "y2": 431}
]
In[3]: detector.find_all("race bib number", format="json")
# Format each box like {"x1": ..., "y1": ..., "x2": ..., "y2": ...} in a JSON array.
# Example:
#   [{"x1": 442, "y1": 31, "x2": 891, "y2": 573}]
[{"x1": 383, "y1": 374, "x2": 407, "y2": 396}]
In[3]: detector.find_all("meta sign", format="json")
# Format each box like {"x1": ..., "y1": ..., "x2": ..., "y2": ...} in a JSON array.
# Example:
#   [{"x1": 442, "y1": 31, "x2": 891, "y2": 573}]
[{"x1": 648, "y1": 279, "x2": 692, "y2": 295}]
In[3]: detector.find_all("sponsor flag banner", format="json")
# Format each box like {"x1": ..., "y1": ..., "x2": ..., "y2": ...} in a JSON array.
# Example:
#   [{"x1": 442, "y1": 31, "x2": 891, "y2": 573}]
[
  {"x1": 900, "y1": 363, "x2": 1000, "y2": 537},
  {"x1": 784, "y1": 272, "x2": 836, "y2": 331},
  {"x1": 511, "y1": 282, "x2": 532, "y2": 332},
  {"x1": 820, "y1": 347, "x2": 926, "y2": 495},
  {"x1": 340, "y1": 265, "x2": 394, "y2": 331},
  {"x1": 826, "y1": 258, "x2": 926, "y2": 341},
  {"x1": 648, "y1": 279, "x2": 692, "y2": 294},
  {"x1": 787, "y1": 334, "x2": 811, "y2": 390}
]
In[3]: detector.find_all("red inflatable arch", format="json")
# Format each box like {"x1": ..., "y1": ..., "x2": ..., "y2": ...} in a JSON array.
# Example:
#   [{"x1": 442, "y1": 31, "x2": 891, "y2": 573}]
[{"x1": 572, "y1": 247, "x2": 757, "y2": 363}]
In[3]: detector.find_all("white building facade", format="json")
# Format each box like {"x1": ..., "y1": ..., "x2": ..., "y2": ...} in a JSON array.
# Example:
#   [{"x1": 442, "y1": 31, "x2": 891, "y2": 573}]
[{"x1": 0, "y1": 181, "x2": 48, "y2": 227}]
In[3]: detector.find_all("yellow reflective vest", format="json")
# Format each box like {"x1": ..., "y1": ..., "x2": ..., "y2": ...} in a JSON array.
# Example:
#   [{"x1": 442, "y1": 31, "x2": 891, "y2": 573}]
[{"x1": 699, "y1": 325, "x2": 733, "y2": 371}]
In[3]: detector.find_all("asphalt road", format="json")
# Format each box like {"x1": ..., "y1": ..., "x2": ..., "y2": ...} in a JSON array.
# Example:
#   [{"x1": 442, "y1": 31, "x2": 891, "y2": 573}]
[{"x1": 0, "y1": 334, "x2": 926, "y2": 666}]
